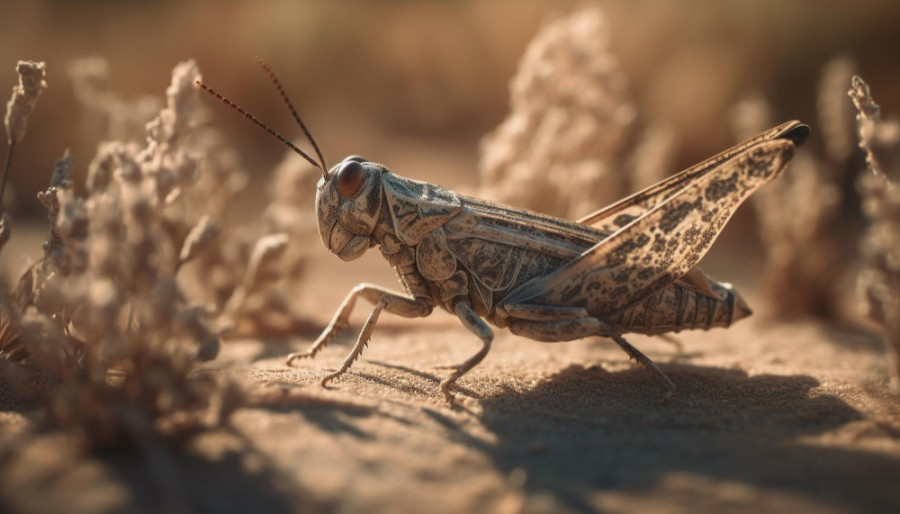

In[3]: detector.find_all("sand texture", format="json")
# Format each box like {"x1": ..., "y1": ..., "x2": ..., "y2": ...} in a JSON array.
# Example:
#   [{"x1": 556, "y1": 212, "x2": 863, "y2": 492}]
[{"x1": 1, "y1": 248, "x2": 898, "y2": 514}]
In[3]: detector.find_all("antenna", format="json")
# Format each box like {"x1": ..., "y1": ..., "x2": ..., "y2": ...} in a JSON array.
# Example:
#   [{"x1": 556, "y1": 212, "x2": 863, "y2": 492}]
[
  {"x1": 195, "y1": 80, "x2": 327, "y2": 178},
  {"x1": 256, "y1": 57, "x2": 328, "y2": 173}
]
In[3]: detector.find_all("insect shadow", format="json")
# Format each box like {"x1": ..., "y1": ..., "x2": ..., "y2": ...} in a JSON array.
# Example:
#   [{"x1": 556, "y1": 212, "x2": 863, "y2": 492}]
[
  {"x1": 360, "y1": 359, "x2": 481, "y2": 399},
  {"x1": 459, "y1": 364, "x2": 900, "y2": 513},
  {"x1": 247, "y1": 374, "x2": 419, "y2": 439}
]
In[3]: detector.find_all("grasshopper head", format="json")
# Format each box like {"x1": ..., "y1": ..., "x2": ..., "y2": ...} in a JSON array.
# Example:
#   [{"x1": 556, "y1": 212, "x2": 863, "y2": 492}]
[
  {"x1": 194, "y1": 62, "x2": 383, "y2": 261},
  {"x1": 316, "y1": 156, "x2": 384, "y2": 261}
]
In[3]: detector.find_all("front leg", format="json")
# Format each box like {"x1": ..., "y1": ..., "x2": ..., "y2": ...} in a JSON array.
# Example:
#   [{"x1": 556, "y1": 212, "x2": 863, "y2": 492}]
[{"x1": 285, "y1": 284, "x2": 432, "y2": 375}]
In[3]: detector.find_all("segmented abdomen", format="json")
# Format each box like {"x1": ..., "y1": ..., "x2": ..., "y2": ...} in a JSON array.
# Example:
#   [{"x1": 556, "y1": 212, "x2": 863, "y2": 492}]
[{"x1": 608, "y1": 280, "x2": 750, "y2": 335}]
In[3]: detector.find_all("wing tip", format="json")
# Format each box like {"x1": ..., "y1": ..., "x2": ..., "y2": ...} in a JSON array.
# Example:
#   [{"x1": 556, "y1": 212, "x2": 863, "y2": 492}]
[{"x1": 775, "y1": 121, "x2": 810, "y2": 147}]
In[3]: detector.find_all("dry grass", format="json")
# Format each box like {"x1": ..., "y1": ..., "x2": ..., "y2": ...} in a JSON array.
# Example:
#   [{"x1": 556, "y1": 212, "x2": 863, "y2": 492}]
[
  {"x1": 0, "y1": 61, "x2": 245, "y2": 449},
  {"x1": 0, "y1": 56, "x2": 321, "y2": 453},
  {"x1": 0, "y1": 59, "x2": 313, "y2": 451},
  {"x1": 850, "y1": 75, "x2": 900, "y2": 391}
]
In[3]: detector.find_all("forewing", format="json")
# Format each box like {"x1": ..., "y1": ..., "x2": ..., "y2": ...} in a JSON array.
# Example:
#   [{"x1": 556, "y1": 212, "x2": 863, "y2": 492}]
[
  {"x1": 443, "y1": 196, "x2": 725, "y2": 298},
  {"x1": 578, "y1": 120, "x2": 805, "y2": 233},
  {"x1": 442, "y1": 199, "x2": 600, "y2": 291},
  {"x1": 500, "y1": 138, "x2": 798, "y2": 314}
]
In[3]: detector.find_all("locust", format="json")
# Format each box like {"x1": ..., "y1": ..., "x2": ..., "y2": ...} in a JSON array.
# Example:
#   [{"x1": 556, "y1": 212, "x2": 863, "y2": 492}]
[{"x1": 198, "y1": 59, "x2": 809, "y2": 403}]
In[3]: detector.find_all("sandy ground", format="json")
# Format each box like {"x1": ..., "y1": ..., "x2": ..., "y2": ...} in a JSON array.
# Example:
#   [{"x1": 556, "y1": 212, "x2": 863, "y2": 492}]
[
  {"x1": 0, "y1": 146, "x2": 897, "y2": 513},
  {"x1": 1, "y1": 244, "x2": 899, "y2": 514}
]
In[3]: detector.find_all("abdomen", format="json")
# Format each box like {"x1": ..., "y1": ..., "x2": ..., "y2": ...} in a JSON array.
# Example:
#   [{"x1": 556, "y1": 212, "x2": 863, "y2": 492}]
[{"x1": 607, "y1": 281, "x2": 752, "y2": 335}]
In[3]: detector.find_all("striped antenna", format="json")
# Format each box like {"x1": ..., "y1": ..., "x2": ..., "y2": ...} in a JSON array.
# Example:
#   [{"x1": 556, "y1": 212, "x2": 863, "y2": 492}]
[
  {"x1": 256, "y1": 57, "x2": 328, "y2": 173},
  {"x1": 195, "y1": 81, "x2": 326, "y2": 178}
]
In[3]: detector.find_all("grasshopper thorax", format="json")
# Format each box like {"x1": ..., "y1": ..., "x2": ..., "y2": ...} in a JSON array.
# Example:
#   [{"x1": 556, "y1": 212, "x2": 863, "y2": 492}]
[{"x1": 316, "y1": 156, "x2": 384, "y2": 261}]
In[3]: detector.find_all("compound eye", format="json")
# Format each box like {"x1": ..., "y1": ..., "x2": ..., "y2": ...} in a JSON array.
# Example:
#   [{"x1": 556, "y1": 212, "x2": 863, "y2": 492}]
[
  {"x1": 336, "y1": 160, "x2": 366, "y2": 197},
  {"x1": 343, "y1": 155, "x2": 367, "y2": 163}
]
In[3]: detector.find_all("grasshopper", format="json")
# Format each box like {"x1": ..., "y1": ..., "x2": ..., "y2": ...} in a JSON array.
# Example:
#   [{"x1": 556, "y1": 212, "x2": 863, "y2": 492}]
[{"x1": 199, "y1": 60, "x2": 809, "y2": 403}]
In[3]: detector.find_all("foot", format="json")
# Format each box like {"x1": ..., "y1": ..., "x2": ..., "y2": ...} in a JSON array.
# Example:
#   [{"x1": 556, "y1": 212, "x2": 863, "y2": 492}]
[
  {"x1": 439, "y1": 377, "x2": 458, "y2": 405},
  {"x1": 285, "y1": 350, "x2": 315, "y2": 367},
  {"x1": 320, "y1": 370, "x2": 343, "y2": 387}
]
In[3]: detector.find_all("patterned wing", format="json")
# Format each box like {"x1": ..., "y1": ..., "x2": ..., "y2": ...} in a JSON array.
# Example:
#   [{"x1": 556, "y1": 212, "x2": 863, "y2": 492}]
[
  {"x1": 441, "y1": 198, "x2": 600, "y2": 290},
  {"x1": 577, "y1": 121, "x2": 809, "y2": 233},
  {"x1": 500, "y1": 135, "x2": 802, "y2": 315}
]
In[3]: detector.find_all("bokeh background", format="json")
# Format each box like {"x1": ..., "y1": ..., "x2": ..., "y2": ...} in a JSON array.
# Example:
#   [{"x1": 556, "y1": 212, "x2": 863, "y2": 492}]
[
  {"x1": 2, "y1": 0, "x2": 900, "y2": 294},
  {"x1": 3, "y1": 0, "x2": 900, "y2": 210}
]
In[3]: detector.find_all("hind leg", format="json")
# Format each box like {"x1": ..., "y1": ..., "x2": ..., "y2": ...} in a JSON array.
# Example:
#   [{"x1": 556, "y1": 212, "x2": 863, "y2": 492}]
[{"x1": 506, "y1": 310, "x2": 675, "y2": 397}]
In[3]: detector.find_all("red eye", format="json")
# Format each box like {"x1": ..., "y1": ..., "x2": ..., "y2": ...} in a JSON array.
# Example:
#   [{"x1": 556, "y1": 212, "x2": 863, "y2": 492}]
[{"x1": 336, "y1": 160, "x2": 365, "y2": 197}]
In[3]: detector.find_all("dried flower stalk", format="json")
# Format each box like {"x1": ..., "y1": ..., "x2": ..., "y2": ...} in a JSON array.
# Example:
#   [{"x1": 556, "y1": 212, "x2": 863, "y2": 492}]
[
  {"x1": 479, "y1": 8, "x2": 680, "y2": 222},
  {"x1": 0, "y1": 212, "x2": 9, "y2": 253},
  {"x1": 177, "y1": 215, "x2": 221, "y2": 269},
  {"x1": 479, "y1": 8, "x2": 637, "y2": 219},
  {"x1": 4, "y1": 60, "x2": 46, "y2": 146},
  {"x1": 819, "y1": 56, "x2": 858, "y2": 165},
  {"x1": 36, "y1": 149, "x2": 76, "y2": 271},
  {"x1": 0, "y1": 61, "x2": 249, "y2": 449},
  {"x1": 731, "y1": 56, "x2": 857, "y2": 319},
  {"x1": 221, "y1": 233, "x2": 289, "y2": 319},
  {"x1": 265, "y1": 151, "x2": 319, "y2": 279},
  {"x1": 1, "y1": 61, "x2": 47, "y2": 249},
  {"x1": 849, "y1": 75, "x2": 900, "y2": 391}
]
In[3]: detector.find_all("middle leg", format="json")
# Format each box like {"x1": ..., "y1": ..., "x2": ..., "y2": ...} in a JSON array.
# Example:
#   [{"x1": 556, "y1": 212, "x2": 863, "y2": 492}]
[{"x1": 439, "y1": 301, "x2": 494, "y2": 404}]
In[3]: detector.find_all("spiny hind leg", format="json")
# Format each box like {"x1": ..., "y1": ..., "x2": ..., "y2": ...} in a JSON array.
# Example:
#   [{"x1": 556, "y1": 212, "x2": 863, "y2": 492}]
[
  {"x1": 439, "y1": 301, "x2": 493, "y2": 404},
  {"x1": 286, "y1": 283, "x2": 431, "y2": 371},
  {"x1": 507, "y1": 315, "x2": 675, "y2": 397}
]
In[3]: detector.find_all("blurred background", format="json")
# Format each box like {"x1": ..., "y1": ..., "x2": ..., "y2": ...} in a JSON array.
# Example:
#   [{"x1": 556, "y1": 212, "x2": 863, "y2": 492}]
[
  {"x1": 2, "y1": 0, "x2": 900, "y2": 296},
  {"x1": 2, "y1": 0, "x2": 898, "y2": 200}
]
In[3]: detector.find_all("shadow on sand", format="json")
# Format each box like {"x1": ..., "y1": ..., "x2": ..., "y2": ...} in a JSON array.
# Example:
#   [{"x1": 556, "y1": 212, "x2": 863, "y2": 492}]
[
  {"x1": 0, "y1": 427, "x2": 318, "y2": 514},
  {"x1": 456, "y1": 363, "x2": 898, "y2": 513}
]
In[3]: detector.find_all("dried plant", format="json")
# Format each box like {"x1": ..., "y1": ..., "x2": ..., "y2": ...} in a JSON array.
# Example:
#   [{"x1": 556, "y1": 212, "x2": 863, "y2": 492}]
[
  {"x1": 183, "y1": 144, "x2": 321, "y2": 338},
  {"x1": 225, "y1": 150, "x2": 323, "y2": 335},
  {"x1": 480, "y1": 8, "x2": 675, "y2": 220},
  {"x1": 4, "y1": 60, "x2": 46, "y2": 148},
  {"x1": 730, "y1": 56, "x2": 858, "y2": 319},
  {"x1": 0, "y1": 213, "x2": 9, "y2": 252},
  {"x1": 1, "y1": 61, "x2": 47, "y2": 250},
  {"x1": 0, "y1": 56, "x2": 326, "y2": 448},
  {"x1": 0, "y1": 61, "x2": 47, "y2": 361},
  {"x1": 849, "y1": 75, "x2": 900, "y2": 391},
  {"x1": 68, "y1": 57, "x2": 162, "y2": 142},
  {"x1": 0, "y1": 61, "x2": 248, "y2": 448},
  {"x1": 69, "y1": 56, "x2": 312, "y2": 338},
  {"x1": 153, "y1": 69, "x2": 312, "y2": 336}
]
